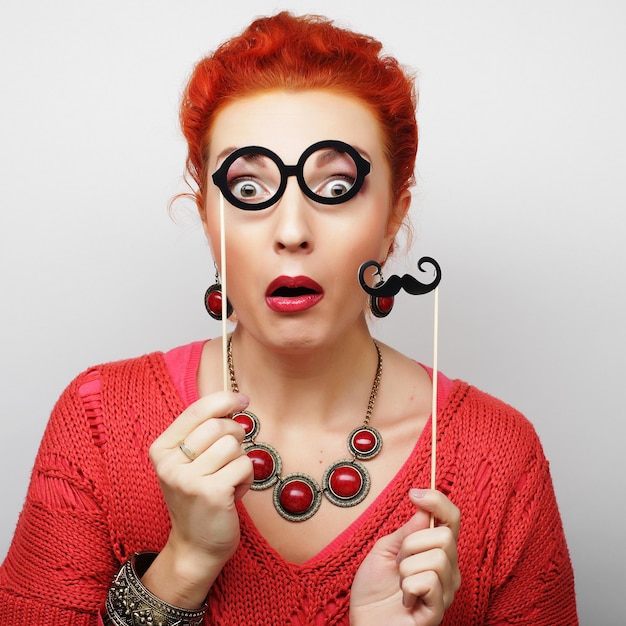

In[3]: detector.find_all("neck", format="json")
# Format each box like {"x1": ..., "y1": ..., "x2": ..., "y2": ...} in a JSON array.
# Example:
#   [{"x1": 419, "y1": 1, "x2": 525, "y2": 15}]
[{"x1": 228, "y1": 324, "x2": 381, "y2": 429}]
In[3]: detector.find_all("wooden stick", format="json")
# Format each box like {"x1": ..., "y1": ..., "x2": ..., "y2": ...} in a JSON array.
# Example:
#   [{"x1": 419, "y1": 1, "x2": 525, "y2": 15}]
[
  {"x1": 430, "y1": 286, "x2": 439, "y2": 528},
  {"x1": 219, "y1": 193, "x2": 228, "y2": 391}
]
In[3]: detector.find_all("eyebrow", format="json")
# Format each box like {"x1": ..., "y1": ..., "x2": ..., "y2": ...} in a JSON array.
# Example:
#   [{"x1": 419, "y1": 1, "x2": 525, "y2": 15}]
[
  {"x1": 215, "y1": 146, "x2": 239, "y2": 166},
  {"x1": 313, "y1": 148, "x2": 353, "y2": 168},
  {"x1": 313, "y1": 145, "x2": 372, "y2": 167},
  {"x1": 214, "y1": 144, "x2": 372, "y2": 166}
]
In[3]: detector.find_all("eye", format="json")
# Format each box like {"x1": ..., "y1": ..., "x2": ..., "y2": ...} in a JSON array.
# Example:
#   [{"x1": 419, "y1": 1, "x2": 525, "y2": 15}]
[
  {"x1": 303, "y1": 147, "x2": 360, "y2": 201},
  {"x1": 316, "y1": 176, "x2": 355, "y2": 198},
  {"x1": 230, "y1": 178, "x2": 269, "y2": 203}
]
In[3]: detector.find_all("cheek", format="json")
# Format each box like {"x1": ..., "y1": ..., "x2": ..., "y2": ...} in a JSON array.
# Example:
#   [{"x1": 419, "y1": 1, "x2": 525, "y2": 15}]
[
  {"x1": 326, "y1": 227, "x2": 389, "y2": 299},
  {"x1": 335, "y1": 206, "x2": 391, "y2": 259},
  {"x1": 220, "y1": 225, "x2": 265, "y2": 297},
  {"x1": 203, "y1": 206, "x2": 257, "y2": 270}
]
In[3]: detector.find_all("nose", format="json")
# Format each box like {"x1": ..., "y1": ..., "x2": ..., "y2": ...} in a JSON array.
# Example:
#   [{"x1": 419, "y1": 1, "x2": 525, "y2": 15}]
[{"x1": 273, "y1": 181, "x2": 313, "y2": 253}]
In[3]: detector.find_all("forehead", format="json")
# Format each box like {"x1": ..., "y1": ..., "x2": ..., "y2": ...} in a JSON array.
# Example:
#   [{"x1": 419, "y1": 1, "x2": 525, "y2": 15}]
[{"x1": 207, "y1": 90, "x2": 385, "y2": 166}]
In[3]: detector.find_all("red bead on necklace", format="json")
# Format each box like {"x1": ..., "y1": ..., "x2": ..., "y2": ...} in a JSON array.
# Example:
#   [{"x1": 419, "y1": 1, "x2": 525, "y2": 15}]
[
  {"x1": 228, "y1": 336, "x2": 383, "y2": 522},
  {"x1": 247, "y1": 447, "x2": 277, "y2": 482}
]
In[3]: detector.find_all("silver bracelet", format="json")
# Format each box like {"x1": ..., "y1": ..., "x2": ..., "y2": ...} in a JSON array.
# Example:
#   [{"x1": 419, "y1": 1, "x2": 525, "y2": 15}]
[{"x1": 104, "y1": 552, "x2": 206, "y2": 626}]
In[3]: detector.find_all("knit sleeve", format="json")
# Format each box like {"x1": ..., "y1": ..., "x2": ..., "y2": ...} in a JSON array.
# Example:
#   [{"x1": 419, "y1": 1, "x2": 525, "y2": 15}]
[
  {"x1": 485, "y1": 433, "x2": 578, "y2": 625},
  {"x1": 0, "y1": 370, "x2": 119, "y2": 625}
]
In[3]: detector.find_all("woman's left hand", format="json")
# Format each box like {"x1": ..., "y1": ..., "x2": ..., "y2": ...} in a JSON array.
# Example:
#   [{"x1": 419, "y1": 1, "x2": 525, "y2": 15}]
[{"x1": 350, "y1": 489, "x2": 461, "y2": 626}]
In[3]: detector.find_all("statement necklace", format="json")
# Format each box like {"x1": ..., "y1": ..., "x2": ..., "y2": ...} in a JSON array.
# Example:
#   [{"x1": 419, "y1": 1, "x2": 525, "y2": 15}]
[{"x1": 228, "y1": 336, "x2": 383, "y2": 522}]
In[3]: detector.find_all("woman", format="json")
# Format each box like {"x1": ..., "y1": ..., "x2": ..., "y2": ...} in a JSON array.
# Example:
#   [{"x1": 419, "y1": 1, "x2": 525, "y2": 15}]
[{"x1": 0, "y1": 12, "x2": 577, "y2": 625}]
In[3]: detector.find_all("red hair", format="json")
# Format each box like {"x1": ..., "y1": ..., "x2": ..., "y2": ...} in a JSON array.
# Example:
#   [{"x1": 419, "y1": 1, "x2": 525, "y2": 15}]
[{"x1": 180, "y1": 12, "x2": 418, "y2": 214}]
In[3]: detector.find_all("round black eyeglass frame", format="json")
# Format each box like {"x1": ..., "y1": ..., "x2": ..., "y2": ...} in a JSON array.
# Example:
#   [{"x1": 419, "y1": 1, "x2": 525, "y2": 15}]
[{"x1": 211, "y1": 139, "x2": 371, "y2": 211}]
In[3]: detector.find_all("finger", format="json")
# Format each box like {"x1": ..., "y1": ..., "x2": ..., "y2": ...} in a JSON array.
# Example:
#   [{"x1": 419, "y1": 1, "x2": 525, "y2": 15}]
[
  {"x1": 221, "y1": 454, "x2": 254, "y2": 501},
  {"x1": 164, "y1": 444, "x2": 253, "y2": 508},
  {"x1": 366, "y1": 490, "x2": 459, "y2": 563},
  {"x1": 183, "y1": 450, "x2": 253, "y2": 497},
  {"x1": 397, "y1": 525, "x2": 458, "y2": 567},
  {"x1": 180, "y1": 417, "x2": 247, "y2": 460},
  {"x1": 408, "y1": 489, "x2": 461, "y2": 539},
  {"x1": 401, "y1": 569, "x2": 444, "y2": 619},
  {"x1": 153, "y1": 391, "x2": 249, "y2": 453},
  {"x1": 375, "y1": 507, "x2": 431, "y2": 559},
  {"x1": 191, "y1": 431, "x2": 248, "y2": 476},
  {"x1": 399, "y1": 545, "x2": 459, "y2": 609}
]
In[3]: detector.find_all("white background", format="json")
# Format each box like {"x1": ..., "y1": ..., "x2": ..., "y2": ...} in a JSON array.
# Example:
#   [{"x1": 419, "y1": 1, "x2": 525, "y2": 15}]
[{"x1": 1, "y1": 1, "x2": 624, "y2": 624}]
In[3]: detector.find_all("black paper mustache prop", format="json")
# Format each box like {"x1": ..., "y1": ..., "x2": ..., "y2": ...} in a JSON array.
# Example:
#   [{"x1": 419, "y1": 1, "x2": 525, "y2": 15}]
[
  {"x1": 358, "y1": 257, "x2": 442, "y2": 298},
  {"x1": 358, "y1": 257, "x2": 441, "y2": 318}
]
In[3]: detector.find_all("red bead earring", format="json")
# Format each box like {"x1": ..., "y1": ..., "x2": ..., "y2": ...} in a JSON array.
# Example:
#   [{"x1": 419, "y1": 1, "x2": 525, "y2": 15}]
[
  {"x1": 204, "y1": 269, "x2": 233, "y2": 321},
  {"x1": 370, "y1": 294, "x2": 395, "y2": 318},
  {"x1": 369, "y1": 267, "x2": 394, "y2": 317}
]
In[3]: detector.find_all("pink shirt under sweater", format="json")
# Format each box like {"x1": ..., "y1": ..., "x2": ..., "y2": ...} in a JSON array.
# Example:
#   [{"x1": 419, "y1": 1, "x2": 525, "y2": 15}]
[{"x1": 162, "y1": 339, "x2": 454, "y2": 408}]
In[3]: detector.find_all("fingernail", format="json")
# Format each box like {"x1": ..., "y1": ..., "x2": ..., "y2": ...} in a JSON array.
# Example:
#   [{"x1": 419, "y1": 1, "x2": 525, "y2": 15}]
[
  {"x1": 235, "y1": 393, "x2": 250, "y2": 407},
  {"x1": 410, "y1": 488, "x2": 426, "y2": 499}
]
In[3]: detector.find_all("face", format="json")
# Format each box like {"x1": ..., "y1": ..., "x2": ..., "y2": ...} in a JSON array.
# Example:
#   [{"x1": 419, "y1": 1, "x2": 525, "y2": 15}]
[{"x1": 202, "y1": 90, "x2": 409, "y2": 350}]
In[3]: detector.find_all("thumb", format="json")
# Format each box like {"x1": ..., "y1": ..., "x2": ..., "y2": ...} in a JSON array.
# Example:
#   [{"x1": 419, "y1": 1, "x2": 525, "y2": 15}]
[{"x1": 375, "y1": 491, "x2": 431, "y2": 558}]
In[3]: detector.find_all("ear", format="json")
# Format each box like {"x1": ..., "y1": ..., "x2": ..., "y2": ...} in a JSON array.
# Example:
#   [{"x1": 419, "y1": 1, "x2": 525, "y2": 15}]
[
  {"x1": 199, "y1": 203, "x2": 210, "y2": 235},
  {"x1": 383, "y1": 189, "x2": 411, "y2": 253}
]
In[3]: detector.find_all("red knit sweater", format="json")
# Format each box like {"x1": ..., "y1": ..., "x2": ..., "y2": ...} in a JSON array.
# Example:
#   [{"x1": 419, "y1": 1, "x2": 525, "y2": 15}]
[{"x1": 0, "y1": 347, "x2": 577, "y2": 625}]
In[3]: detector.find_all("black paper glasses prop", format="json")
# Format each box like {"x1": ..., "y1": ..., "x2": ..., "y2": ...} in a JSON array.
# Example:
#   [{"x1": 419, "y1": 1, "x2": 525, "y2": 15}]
[{"x1": 212, "y1": 140, "x2": 371, "y2": 210}]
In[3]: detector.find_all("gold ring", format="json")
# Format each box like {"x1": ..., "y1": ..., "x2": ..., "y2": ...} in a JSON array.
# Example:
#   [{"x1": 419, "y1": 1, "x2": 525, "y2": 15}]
[{"x1": 179, "y1": 441, "x2": 198, "y2": 461}]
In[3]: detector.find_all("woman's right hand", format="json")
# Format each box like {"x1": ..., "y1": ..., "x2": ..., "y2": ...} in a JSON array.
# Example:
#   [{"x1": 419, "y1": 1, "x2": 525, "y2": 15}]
[{"x1": 142, "y1": 391, "x2": 253, "y2": 608}]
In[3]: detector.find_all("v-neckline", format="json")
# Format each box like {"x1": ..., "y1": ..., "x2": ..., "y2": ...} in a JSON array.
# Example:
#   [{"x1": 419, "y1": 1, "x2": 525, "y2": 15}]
[
  {"x1": 162, "y1": 339, "x2": 457, "y2": 568},
  {"x1": 234, "y1": 410, "x2": 434, "y2": 568}
]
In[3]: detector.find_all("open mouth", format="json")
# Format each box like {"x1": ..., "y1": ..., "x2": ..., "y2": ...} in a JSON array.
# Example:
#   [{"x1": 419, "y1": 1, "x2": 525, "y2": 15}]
[
  {"x1": 265, "y1": 276, "x2": 324, "y2": 312},
  {"x1": 270, "y1": 286, "x2": 319, "y2": 297}
]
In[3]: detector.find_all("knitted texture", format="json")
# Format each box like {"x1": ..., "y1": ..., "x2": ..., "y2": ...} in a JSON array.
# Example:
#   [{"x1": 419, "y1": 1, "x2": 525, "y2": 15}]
[{"x1": 0, "y1": 350, "x2": 578, "y2": 625}]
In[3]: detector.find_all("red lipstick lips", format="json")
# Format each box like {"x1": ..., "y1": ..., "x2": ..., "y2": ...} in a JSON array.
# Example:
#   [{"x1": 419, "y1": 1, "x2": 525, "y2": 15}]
[{"x1": 265, "y1": 276, "x2": 324, "y2": 313}]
